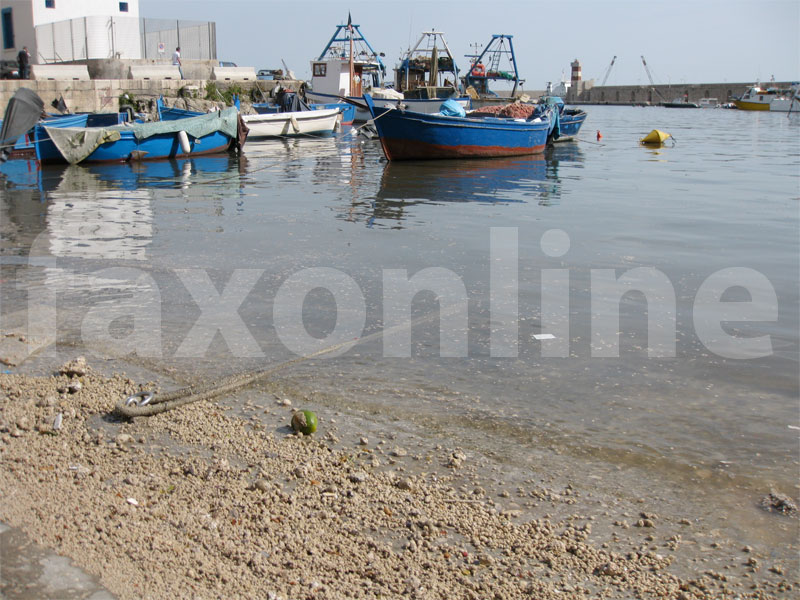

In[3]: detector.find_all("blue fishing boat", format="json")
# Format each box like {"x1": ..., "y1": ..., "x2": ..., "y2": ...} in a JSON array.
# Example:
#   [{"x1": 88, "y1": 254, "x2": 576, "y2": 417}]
[
  {"x1": 363, "y1": 94, "x2": 555, "y2": 161},
  {"x1": 35, "y1": 107, "x2": 246, "y2": 164},
  {"x1": 538, "y1": 96, "x2": 586, "y2": 141},
  {"x1": 1, "y1": 88, "x2": 127, "y2": 160}
]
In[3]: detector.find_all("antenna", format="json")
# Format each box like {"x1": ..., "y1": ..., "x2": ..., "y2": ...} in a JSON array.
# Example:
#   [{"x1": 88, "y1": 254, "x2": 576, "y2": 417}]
[{"x1": 469, "y1": 41, "x2": 482, "y2": 60}]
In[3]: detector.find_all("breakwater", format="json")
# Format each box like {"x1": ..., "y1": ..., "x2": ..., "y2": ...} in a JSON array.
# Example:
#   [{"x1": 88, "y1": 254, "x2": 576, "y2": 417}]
[{"x1": 564, "y1": 81, "x2": 795, "y2": 105}]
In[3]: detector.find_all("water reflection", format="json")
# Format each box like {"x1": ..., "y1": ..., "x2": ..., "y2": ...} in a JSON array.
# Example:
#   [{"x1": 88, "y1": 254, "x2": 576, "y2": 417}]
[
  {"x1": 335, "y1": 144, "x2": 585, "y2": 228},
  {"x1": 47, "y1": 189, "x2": 152, "y2": 260},
  {"x1": 1, "y1": 156, "x2": 241, "y2": 194}
]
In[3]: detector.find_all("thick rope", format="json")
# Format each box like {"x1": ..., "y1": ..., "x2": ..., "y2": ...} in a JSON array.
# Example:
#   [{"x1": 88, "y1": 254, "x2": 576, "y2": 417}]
[
  {"x1": 115, "y1": 337, "x2": 355, "y2": 418},
  {"x1": 115, "y1": 306, "x2": 459, "y2": 419}
]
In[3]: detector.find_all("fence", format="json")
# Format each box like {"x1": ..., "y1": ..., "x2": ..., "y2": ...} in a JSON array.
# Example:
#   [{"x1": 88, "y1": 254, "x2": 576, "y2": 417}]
[
  {"x1": 140, "y1": 18, "x2": 216, "y2": 61},
  {"x1": 35, "y1": 16, "x2": 141, "y2": 62},
  {"x1": 34, "y1": 17, "x2": 216, "y2": 63}
]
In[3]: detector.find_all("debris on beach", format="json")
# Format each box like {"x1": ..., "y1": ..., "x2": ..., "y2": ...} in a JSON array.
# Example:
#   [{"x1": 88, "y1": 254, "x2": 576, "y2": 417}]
[
  {"x1": 58, "y1": 356, "x2": 89, "y2": 378},
  {"x1": 760, "y1": 491, "x2": 798, "y2": 516},
  {"x1": 290, "y1": 409, "x2": 318, "y2": 435}
]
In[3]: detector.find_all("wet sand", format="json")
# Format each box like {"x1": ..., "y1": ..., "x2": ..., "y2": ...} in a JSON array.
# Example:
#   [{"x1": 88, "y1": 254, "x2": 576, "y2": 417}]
[{"x1": 0, "y1": 357, "x2": 797, "y2": 599}]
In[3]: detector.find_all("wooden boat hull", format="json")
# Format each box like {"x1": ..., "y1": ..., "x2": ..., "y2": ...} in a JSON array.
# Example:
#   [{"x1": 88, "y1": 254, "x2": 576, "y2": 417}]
[
  {"x1": 731, "y1": 97, "x2": 799, "y2": 111},
  {"x1": 556, "y1": 111, "x2": 587, "y2": 141},
  {"x1": 253, "y1": 102, "x2": 356, "y2": 125},
  {"x1": 34, "y1": 108, "x2": 242, "y2": 164},
  {"x1": 242, "y1": 108, "x2": 341, "y2": 138},
  {"x1": 35, "y1": 127, "x2": 235, "y2": 164},
  {"x1": 364, "y1": 94, "x2": 551, "y2": 161},
  {"x1": 732, "y1": 100, "x2": 770, "y2": 111}
]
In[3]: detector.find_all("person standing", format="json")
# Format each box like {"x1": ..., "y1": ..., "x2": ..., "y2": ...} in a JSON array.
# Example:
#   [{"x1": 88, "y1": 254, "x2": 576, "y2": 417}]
[
  {"x1": 172, "y1": 46, "x2": 183, "y2": 79},
  {"x1": 17, "y1": 46, "x2": 30, "y2": 80}
]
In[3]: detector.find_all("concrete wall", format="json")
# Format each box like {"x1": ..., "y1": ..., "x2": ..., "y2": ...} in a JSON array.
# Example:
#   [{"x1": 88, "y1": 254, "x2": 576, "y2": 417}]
[
  {"x1": 1, "y1": 0, "x2": 35, "y2": 64},
  {"x1": 32, "y1": 0, "x2": 140, "y2": 26},
  {"x1": 71, "y1": 58, "x2": 219, "y2": 80},
  {"x1": 60, "y1": 58, "x2": 238, "y2": 81},
  {"x1": 2, "y1": 0, "x2": 141, "y2": 64},
  {"x1": 566, "y1": 81, "x2": 795, "y2": 105},
  {"x1": 0, "y1": 77, "x2": 297, "y2": 115}
]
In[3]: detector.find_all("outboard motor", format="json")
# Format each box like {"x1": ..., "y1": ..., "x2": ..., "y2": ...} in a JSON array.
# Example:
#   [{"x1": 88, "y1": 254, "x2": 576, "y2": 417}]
[{"x1": 0, "y1": 88, "x2": 44, "y2": 162}]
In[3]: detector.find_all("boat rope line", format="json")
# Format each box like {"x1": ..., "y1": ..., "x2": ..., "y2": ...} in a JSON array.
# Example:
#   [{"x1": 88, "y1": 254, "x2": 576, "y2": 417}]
[
  {"x1": 576, "y1": 137, "x2": 605, "y2": 147},
  {"x1": 115, "y1": 305, "x2": 461, "y2": 419},
  {"x1": 340, "y1": 107, "x2": 394, "y2": 139}
]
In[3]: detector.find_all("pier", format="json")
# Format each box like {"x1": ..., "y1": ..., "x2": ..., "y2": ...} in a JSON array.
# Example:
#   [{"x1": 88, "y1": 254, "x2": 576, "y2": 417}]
[
  {"x1": 0, "y1": 73, "x2": 298, "y2": 116},
  {"x1": 561, "y1": 80, "x2": 795, "y2": 105}
]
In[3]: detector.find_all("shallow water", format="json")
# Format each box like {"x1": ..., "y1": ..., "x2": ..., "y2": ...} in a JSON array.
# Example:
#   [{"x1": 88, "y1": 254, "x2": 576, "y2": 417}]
[{"x1": 1, "y1": 106, "x2": 798, "y2": 522}]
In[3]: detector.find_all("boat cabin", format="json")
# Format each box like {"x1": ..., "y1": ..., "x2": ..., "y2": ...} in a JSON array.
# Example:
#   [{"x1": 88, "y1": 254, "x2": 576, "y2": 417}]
[
  {"x1": 310, "y1": 20, "x2": 385, "y2": 97},
  {"x1": 394, "y1": 31, "x2": 461, "y2": 98}
]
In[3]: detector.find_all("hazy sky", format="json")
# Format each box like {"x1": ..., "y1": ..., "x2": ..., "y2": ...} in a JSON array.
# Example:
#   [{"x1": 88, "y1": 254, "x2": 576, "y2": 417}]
[{"x1": 140, "y1": 0, "x2": 799, "y2": 88}]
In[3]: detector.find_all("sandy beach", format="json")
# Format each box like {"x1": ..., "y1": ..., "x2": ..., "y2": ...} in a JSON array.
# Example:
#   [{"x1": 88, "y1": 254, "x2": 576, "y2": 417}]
[{"x1": 0, "y1": 356, "x2": 797, "y2": 599}]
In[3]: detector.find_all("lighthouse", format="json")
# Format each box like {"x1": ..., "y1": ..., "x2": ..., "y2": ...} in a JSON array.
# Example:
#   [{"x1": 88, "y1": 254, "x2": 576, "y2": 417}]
[{"x1": 571, "y1": 58, "x2": 582, "y2": 87}]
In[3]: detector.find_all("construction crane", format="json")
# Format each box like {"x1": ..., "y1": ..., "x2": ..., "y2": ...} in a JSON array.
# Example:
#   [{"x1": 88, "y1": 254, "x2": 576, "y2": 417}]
[
  {"x1": 599, "y1": 56, "x2": 616, "y2": 86},
  {"x1": 641, "y1": 55, "x2": 665, "y2": 100}
]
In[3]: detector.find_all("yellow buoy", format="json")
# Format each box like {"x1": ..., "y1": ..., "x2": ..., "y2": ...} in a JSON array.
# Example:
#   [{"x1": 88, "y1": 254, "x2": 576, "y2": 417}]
[{"x1": 640, "y1": 129, "x2": 672, "y2": 144}]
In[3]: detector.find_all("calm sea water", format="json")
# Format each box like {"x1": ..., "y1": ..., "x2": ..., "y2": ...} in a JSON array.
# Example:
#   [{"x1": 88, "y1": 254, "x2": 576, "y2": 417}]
[{"x1": 1, "y1": 106, "x2": 798, "y2": 515}]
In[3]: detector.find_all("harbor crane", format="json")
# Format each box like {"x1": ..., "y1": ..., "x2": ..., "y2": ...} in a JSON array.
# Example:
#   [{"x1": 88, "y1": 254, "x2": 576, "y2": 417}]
[
  {"x1": 599, "y1": 55, "x2": 616, "y2": 86},
  {"x1": 641, "y1": 55, "x2": 666, "y2": 100}
]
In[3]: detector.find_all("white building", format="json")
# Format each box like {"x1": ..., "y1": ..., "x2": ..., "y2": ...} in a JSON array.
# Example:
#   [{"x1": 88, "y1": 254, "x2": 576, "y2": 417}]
[{"x1": 2, "y1": 0, "x2": 141, "y2": 65}]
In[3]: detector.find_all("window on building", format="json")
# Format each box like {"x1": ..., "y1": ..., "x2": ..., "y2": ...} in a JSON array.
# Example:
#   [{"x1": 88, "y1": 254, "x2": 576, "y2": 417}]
[
  {"x1": 119, "y1": 2, "x2": 129, "y2": 12},
  {"x1": 45, "y1": 0, "x2": 55, "y2": 8},
  {"x1": 1, "y1": 8, "x2": 13, "y2": 50}
]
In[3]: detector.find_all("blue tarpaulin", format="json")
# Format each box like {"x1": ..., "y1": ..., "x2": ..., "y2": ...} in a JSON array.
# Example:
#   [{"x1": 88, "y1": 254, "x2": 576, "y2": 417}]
[{"x1": 439, "y1": 98, "x2": 466, "y2": 117}]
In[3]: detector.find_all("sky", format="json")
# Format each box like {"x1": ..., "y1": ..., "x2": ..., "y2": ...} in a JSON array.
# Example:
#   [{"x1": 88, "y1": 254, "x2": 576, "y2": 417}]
[{"x1": 139, "y1": 0, "x2": 799, "y2": 89}]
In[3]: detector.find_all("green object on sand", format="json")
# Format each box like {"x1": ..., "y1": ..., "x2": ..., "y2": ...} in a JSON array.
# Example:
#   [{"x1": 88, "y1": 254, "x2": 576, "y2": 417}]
[{"x1": 291, "y1": 410, "x2": 318, "y2": 435}]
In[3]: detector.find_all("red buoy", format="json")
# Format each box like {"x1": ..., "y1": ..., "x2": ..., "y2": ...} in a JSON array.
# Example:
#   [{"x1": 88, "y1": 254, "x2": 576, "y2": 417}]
[{"x1": 596, "y1": 130, "x2": 602, "y2": 140}]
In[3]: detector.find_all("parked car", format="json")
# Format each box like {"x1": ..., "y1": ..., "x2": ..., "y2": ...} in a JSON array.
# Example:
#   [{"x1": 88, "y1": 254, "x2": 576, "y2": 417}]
[
  {"x1": 0, "y1": 60, "x2": 20, "y2": 79},
  {"x1": 258, "y1": 69, "x2": 284, "y2": 81},
  {"x1": 219, "y1": 61, "x2": 237, "y2": 68}
]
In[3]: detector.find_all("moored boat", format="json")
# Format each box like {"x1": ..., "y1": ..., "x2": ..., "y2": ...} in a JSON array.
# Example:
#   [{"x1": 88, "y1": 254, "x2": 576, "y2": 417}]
[
  {"x1": 241, "y1": 108, "x2": 342, "y2": 138},
  {"x1": 733, "y1": 83, "x2": 800, "y2": 112},
  {"x1": 253, "y1": 101, "x2": 356, "y2": 125},
  {"x1": 363, "y1": 94, "x2": 555, "y2": 161},
  {"x1": 394, "y1": 30, "x2": 471, "y2": 113},
  {"x1": 35, "y1": 107, "x2": 246, "y2": 164},
  {"x1": 662, "y1": 98, "x2": 700, "y2": 108},
  {"x1": 698, "y1": 97, "x2": 719, "y2": 109},
  {"x1": 306, "y1": 16, "x2": 389, "y2": 122},
  {"x1": 538, "y1": 96, "x2": 586, "y2": 141}
]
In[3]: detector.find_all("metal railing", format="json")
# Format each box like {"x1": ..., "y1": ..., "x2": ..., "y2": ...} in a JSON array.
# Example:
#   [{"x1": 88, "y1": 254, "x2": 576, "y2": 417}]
[
  {"x1": 140, "y1": 18, "x2": 216, "y2": 61},
  {"x1": 33, "y1": 16, "x2": 216, "y2": 63}
]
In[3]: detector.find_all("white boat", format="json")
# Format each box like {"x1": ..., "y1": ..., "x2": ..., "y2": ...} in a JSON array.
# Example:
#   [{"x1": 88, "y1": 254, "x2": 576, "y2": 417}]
[
  {"x1": 308, "y1": 17, "x2": 390, "y2": 122},
  {"x1": 733, "y1": 83, "x2": 800, "y2": 112},
  {"x1": 241, "y1": 108, "x2": 341, "y2": 138},
  {"x1": 698, "y1": 97, "x2": 719, "y2": 108}
]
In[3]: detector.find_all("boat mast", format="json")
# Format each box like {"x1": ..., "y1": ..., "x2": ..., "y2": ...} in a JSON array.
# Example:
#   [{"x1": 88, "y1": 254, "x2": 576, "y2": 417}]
[
  {"x1": 436, "y1": 32, "x2": 459, "y2": 85},
  {"x1": 348, "y1": 14, "x2": 354, "y2": 96}
]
